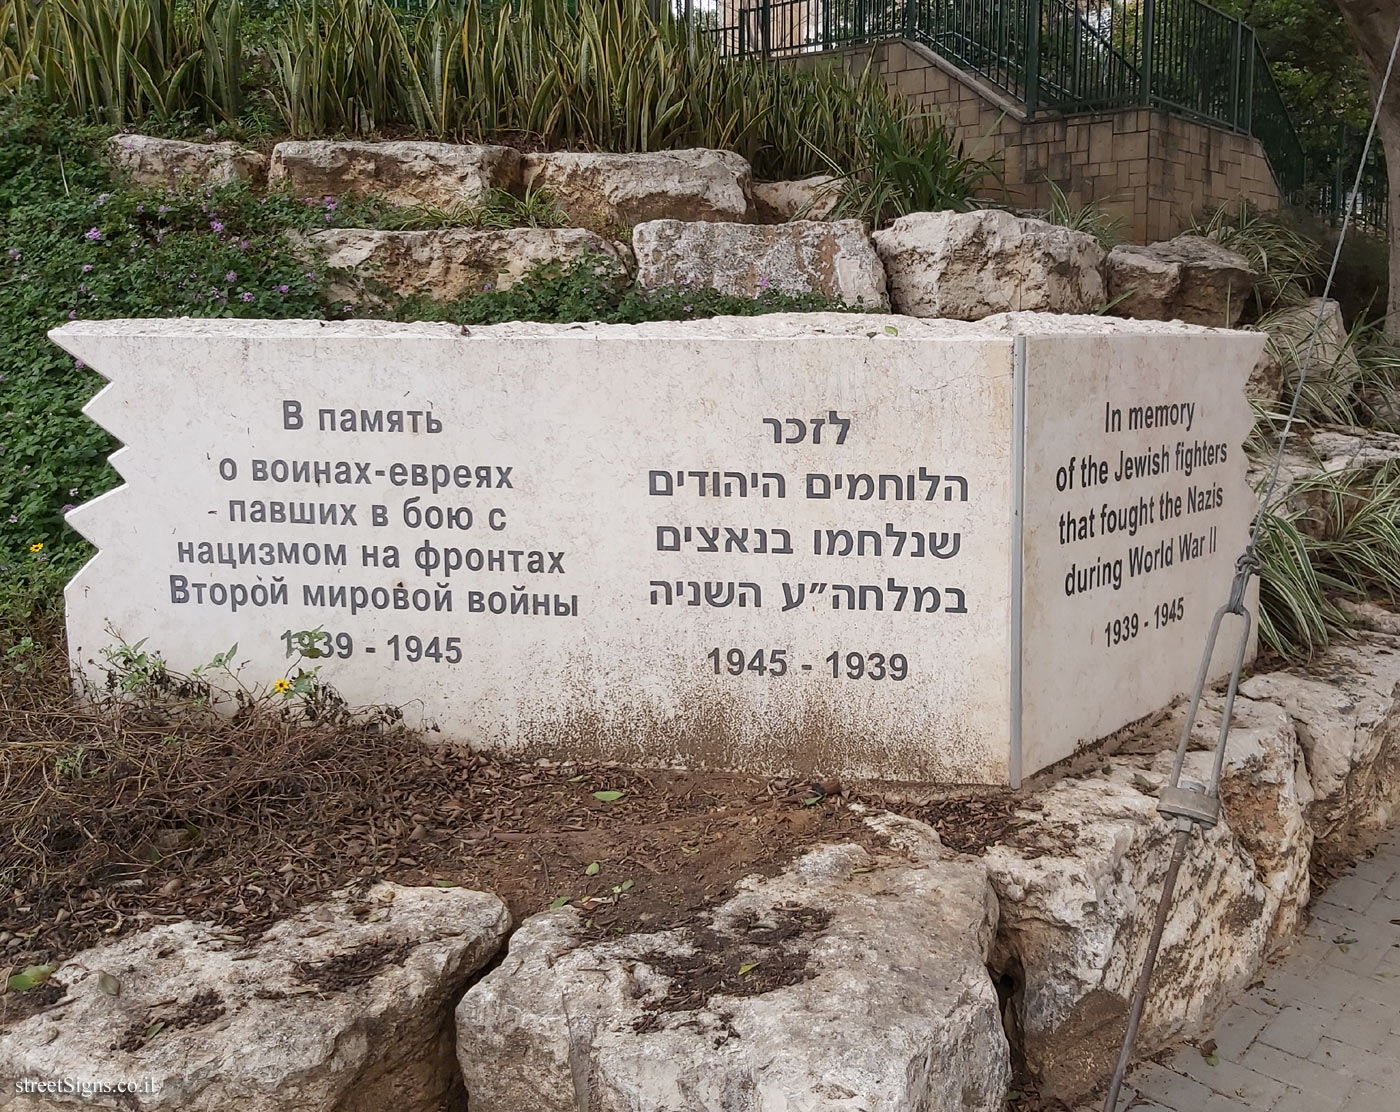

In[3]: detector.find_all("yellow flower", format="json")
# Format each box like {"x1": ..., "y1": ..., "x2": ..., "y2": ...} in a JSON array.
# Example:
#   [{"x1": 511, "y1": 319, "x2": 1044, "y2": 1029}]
[
  {"x1": 273, "y1": 678, "x2": 291, "y2": 694},
  {"x1": 28, "y1": 542, "x2": 42, "y2": 553}
]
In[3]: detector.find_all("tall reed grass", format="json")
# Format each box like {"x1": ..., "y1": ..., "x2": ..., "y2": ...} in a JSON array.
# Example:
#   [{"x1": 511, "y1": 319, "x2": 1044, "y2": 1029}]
[{"x1": 1, "y1": 0, "x2": 959, "y2": 183}]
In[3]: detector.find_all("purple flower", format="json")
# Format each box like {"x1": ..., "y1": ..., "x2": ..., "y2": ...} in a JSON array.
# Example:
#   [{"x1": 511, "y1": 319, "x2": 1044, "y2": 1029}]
[
  {"x1": 68, "y1": 310, "x2": 77, "y2": 319},
  {"x1": 241, "y1": 292, "x2": 254, "y2": 302},
  {"x1": 85, "y1": 228, "x2": 102, "y2": 241},
  {"x1": 324, "y1": 213, "x2": 333, "y2": 223},
  {"x1": 158, "y1": 205, "x2": 170, "y2": 215},
  {"x1": 304, "y1": 272, "x2": 316, "y2": 281},
  {"x1": 6, "y1": 515, "x2": 15, "y2": 524},
  {"x1": 78, "y1": 283, "x2": 88, "y2": 294},
  {"x1": 225, "y1": 270, "x2": 237, "y2": 282},
  {"x1": 277, "y1": 284, "x2": 289, "y2": 294},
  {"x1": 61, "y1": 503, "x2": 76, "y2": 514},
  {"x1": 5, "y1": 249, "x2": 18, "y2": 261},
  {"x1": 73, "y1": 359, "x2": 85, "y2": 369},
  {"x1": 210, "y1": 220, "x2": 224, "y2": 233},
  {"x1": 135, "y1": 204, "x2": 145, "y2": 214},
  {"x1": 96, "y1": 193, "x2": 110, "y2": 204},
  {"x1": 81, "y1": 264, "x2": 93, "y2": 273},
  {"x1": 757, "y1": 275, "x2": 771, "y2": 289},
  {"x1": 238, "y1": 238, "x2": 249, "y2": 250},
  {"x1": 482, "y1": 282, "x2": 494, "y2": 292},
  {"x1": 323, "y1": 198, "x2": 337, "y2": 212}
]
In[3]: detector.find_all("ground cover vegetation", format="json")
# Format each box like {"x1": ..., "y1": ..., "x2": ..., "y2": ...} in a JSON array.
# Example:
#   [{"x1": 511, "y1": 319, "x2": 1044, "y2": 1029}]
[{"x1": 1196, "y1": 202, "x2": 1400, "y2": 657}]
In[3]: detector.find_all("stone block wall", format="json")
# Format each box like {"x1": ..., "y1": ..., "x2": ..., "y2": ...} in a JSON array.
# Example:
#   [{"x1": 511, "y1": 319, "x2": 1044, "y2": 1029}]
[{"x1": 804, "y1": 39, "x2": 1282, "y2": 244}]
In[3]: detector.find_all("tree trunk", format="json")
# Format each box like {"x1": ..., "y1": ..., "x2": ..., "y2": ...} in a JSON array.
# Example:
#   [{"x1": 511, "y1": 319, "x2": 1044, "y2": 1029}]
[{"x1": 1333, "y1": 0, "x2": 1400, "y2": 337}]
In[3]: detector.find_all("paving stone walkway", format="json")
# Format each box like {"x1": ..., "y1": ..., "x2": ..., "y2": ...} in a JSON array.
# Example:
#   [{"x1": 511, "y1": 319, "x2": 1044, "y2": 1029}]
[{"x1": 1105, "y1": 828, "x2": 1400, "y2": 1112}]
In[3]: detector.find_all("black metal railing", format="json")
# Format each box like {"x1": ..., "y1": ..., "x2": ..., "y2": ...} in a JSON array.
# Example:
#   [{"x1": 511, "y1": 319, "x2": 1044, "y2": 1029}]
[
  {"x1": 1311, "y1": 130, "x2": 1389, "y2": 237},
  {"x1": 700, "y1": 0, "x2": 1306, "y2": 196}
]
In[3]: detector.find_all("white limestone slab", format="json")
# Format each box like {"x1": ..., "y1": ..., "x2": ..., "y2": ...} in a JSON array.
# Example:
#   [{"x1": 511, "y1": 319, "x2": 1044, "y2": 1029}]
[{"x1": 52, "y1": 314, "x2": 1263, "y2": 783}]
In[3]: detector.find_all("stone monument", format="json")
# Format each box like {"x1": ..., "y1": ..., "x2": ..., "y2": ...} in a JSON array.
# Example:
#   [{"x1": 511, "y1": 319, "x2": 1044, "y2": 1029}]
[{"x1": 53, "y1": 313, "x2": 1263, "y2": 784}]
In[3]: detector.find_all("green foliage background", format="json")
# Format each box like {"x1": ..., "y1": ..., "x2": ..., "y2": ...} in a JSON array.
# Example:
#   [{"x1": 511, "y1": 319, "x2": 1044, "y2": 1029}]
[{"x1": 0, "y1": 97, "x2": 860, "y2": 598}]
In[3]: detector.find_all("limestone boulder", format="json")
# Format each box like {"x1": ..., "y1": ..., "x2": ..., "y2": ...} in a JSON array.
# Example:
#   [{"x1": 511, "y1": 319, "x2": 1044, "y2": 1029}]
[
  {"x1": 1250, "y1": 426, "x2": 1400, "y2": 539},
  {"x1": 268, "y1": 141, "x2": 520, "y2": 209},
  {"x1": 1106, "y1": 235, "x2": 1256, "y2": 327},
  {"x1": 107, "y1": 135, "x2": 266, "y2": 188},
  {"x1": 0, "y1": 883, "x2": 509, "y2": 1112},
  {"x1": 1130, "y1": 694, "x2": 1313, "y2": 948},
  {"x1": 1337, "y1": 598, "x2": 1400, "y2": 637},
  {"x1": 872, "y1": 209, "x2": 1106, "y2": 319},
  {"x1": 631, "y1": 218, "x2": 887, "y2": 307},
  {"x1": 309, "y1": 227, "x2": 630, "y2": 305},
  {"x1": 1241, "y1": 631, "x2": 1400, "y2": 871},
  {"x1": 519, "y1": 148, "x2": 752, "y2": 231},
  {"x1": 455, "y1": 821, "x2": 1011, "y2": 1112},
  {"x1": 984, "y1": 772, "x2": 1273, "y2": 1104},
  {"x1": 1259, "y1": 298, "x2": 1360, "y2": 405},
  {"x1": 749, "y1": 174, "x2": 843, "y2": 222}
]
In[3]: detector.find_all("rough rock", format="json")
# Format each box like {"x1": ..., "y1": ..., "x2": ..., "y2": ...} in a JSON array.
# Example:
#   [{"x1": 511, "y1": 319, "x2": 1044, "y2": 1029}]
[
  {"x1": 872, "y1": 209, "x2": 1106, "y2": 319},
  {"x1": 519, "y1": 148, "x2": 752, "y2": 231},
  {"x1": 749, "y1": 174, "x2": 842, "y2": 222},
  {"x1": 0, "y1": 883, "x2": 509, "y2": 1112},
  {"x1": 309, "y1": 227, "x2": 630, "y2": 305},
  {"x1": 268, "y1": 141, "x2": 521, "y2": 209},
  {"x1": 1130, "y1": 695, "x2": 1313, "y2": 949},
  {"x1": 455, "y1": 819, "x2": 1010, "y2": 1112},
  {"x1": 107, "y1": 135, "x2": 266, "y2": 187},
  {"x1": 1251, "y1": 426, "x2": 1400, "y2": 539},
  {"x1": 1337, "y1": 597, "x2": 1400, "y2": 636},
  {"x1": 984, "y1": 772, "x2": 1273, "y2": 1103},
  {"x1": 1242, "y1": 630, "x2": 1400, "y2": 871},
  {"x1": 1249, "y1": 298, "x2": 1359, "y2": 407},
  {"x1": 1106, "y1": 235, "x2": 1256, "y2": 327},
  {"x1": 631, "y1": 218, "x2": 887, "y2": 307}
]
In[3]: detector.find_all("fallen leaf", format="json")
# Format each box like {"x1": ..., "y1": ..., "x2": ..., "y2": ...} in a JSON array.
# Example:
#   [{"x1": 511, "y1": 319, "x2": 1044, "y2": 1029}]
[
  {"x1": 592, "y1": 790, "x2": 624, "y2": 803},
  {"x1": 548, "y1": 896, "x2": 571, "y2": 909},
  {"x1": 6, "y1": 965, "x2": 56, "y2": 993},
  {"x1": 96, "y1": 971, "x2": 121, "y2": 997},
  {"x1": 144, "y1": 1020, "x2": 165, "y2": 1042},
  {"x1": 585, "y1": 862, "x2": 600, "y2": 876},
  {"x1": 738, "y1": 962, "x2": 760, "y2": 976}
]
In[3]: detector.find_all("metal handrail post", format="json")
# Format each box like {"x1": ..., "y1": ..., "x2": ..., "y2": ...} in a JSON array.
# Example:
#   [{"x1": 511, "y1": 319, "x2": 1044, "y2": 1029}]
[
  {"x1": 760, "y1": 0, "x2": 771, "y2": 59},
  {"x1": 1243, "y1": 29, "x2": 1255, "y2": 133},
  {"x1": 1025, "y1": 0, "x2": 1042, "y2": 117},
  {"x1": 1141, "y1": 0, "x2": 1155, "y2": 107},
  {"x1": 1230, "y1": 17, "x2": 1242, "y2": 129}
]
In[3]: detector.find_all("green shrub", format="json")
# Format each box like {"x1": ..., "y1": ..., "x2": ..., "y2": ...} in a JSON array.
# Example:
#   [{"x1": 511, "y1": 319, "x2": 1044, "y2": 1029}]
[
  {"x1": 1, "y1": 0, "x2": 971, "y2": 186},
  {"x1": 1256, "y1": 464, "x2": 1400, "y2": 658},
  {"x1": 1, "y1": 0, "x2": 242, "y2": 124}
]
